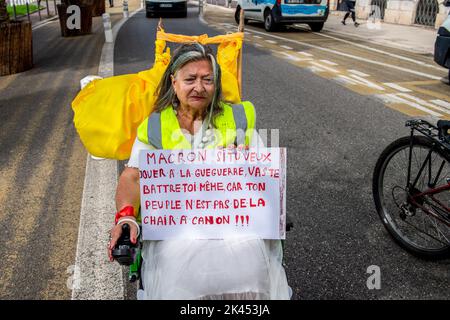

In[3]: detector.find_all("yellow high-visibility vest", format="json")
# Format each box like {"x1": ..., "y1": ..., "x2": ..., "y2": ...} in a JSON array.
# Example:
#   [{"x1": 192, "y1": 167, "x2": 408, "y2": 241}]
[{"x1": 137, "y1": 102, "x2": 256, "y2": 149}]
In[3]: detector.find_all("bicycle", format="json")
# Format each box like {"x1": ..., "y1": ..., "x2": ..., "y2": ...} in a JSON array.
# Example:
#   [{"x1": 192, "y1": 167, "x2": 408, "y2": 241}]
[{"x1": 372, "y1": 119, "x2": 450, "y2": 259}]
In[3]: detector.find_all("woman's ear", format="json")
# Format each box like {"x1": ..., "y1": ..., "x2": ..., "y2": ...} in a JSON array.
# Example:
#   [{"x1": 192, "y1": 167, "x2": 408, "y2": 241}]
[{"x1": 170, "y1": 74, "x2": 176, "y2": 87}]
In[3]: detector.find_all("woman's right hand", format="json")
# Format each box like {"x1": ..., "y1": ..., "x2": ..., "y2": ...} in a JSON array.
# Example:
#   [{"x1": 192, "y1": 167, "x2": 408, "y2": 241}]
[{"x1": 107, "y1": 217, "x2": 139, "y2": 262}]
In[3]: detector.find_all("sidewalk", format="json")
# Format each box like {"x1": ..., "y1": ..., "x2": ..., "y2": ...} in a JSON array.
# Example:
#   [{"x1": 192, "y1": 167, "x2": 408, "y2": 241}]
[
  {"x1": 325, "y1": 12, "x2": 437, "y2": 55},
  {"x1": 11, "y1": 0, "x2": 59, "y2": 27},
  {"x1": 14, "y1": 0, "x2": 144, "y2": 29},
  {"x1": 203, "y1": 2, "x2": 437, "y2": 55},
  {"x1": 107, "y1": 0, "x2": 143, "y2": 16}
]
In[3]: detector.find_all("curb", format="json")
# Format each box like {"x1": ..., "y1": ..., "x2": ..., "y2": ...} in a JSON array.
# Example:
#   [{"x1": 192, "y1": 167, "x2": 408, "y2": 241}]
[
  {"x1": 72, "y1": 6, "x2": 144, "y2": 300},
  {"x1": 31, "y1": 15, "x2": 59, "y2": 30}
]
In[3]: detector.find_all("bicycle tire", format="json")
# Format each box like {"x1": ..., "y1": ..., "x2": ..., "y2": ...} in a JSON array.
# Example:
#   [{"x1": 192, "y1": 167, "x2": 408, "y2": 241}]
[{"x1": 373, "y1": 135, "x2": 450, "y2": 260}]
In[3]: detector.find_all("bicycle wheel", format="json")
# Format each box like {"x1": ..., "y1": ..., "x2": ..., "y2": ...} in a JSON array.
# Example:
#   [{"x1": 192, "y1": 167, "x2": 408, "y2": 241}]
[{"x1": 373, "y1": 136, "x2": 450, "y2": 259}]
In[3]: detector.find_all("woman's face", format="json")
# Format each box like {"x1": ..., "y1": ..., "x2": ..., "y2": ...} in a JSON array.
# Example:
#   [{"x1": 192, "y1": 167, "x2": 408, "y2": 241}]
[{"x1": 171, "y1": 59, "x2": 215, "y2": 113}]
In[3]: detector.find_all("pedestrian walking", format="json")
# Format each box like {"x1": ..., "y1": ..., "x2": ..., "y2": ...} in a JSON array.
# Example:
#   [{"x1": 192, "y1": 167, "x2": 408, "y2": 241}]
[{"x1": 341, "y1": 0, "x2": 360, "y2": 27}]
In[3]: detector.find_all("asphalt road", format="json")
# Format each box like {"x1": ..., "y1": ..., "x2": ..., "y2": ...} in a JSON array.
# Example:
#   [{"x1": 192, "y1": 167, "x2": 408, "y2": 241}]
[
  {"x1": 113, "y1": 5, "x2": 449, "y2": 299},
  {"x1": 0, "y1": 3, "x2": 448, "y2": 300},
  {"x1": 0, "y1": 12, "x2": 124, "y2": 300}
]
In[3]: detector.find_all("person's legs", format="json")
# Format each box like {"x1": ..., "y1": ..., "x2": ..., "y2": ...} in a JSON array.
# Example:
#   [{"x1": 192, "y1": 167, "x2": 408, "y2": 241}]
[
  {"x1": 352, "y1": 10, "x2": 360, "y2": 26},
  {"x1": 342, "y1": 11, "x2": 350, "y2": 25}
]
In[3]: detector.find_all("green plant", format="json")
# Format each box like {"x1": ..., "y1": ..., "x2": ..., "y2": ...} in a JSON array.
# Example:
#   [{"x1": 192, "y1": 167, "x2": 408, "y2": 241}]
[{"x1": 0, "y1": 0, "x2": 9, "y2": 24}]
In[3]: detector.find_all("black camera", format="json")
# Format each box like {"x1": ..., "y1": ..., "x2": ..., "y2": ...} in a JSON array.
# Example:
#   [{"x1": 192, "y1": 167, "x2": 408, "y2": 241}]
[{"x1": 111, "y1": 223, "x2": 137, "y2": 266}]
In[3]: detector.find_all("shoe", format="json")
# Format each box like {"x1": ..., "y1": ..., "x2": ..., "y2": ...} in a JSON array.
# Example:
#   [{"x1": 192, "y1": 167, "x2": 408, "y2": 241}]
[
  {"x1": 354, "y1": 22, "x2": 360, "y2": 27},
  {"x1": 341, "y1": 20, "x2": 346, "y2": 25}
]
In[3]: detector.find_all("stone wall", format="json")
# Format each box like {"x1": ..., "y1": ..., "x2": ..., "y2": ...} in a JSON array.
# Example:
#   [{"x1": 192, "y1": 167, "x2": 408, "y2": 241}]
[{"x1": 354, "y1": 0, "x2": 448, "y2": 29}]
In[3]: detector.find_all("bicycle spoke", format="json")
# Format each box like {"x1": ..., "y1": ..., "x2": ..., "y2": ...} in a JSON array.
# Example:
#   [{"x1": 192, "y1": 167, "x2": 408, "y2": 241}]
[{"x1": 378, "y1": 139, "x2": 450, "y2": 253}]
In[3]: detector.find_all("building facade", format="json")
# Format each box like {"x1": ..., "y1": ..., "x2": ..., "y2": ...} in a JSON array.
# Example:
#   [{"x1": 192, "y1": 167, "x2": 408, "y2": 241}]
[{"x1": 329, "y1": 0, "x2": 449, "y2": 29}]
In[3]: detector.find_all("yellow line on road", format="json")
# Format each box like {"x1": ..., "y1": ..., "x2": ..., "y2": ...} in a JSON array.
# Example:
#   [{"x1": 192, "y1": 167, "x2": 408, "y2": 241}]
[
  {"x1": 399, "y1": 80, "x2": 442, "y2": 86},
  {"x1": 405, "y1": 86, "x2": 450, "y2": 102},
  {"x1": 212, "y1": 20, "x2": 446, "y2": 120},
  {"x1": 385, "y1": 103, "x2": 430, "y2": 117}
]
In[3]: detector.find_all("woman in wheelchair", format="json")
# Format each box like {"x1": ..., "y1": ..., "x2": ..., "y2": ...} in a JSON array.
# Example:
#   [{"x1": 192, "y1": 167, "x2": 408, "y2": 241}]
[{"x1": 107, "y1": 43, "x2": 291, "y2": 300}]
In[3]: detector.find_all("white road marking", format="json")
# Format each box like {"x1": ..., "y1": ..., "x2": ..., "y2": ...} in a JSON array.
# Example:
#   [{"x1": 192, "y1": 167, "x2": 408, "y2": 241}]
[
  {"x1": 265, "y1": 40, "x2": 278, "y2": 44},
  {"x1": 430, "y1": 99, "x2": 450, "y2": 111},
  {"x1": 348, "y1": 74, "x2": 386, "y2": 91},
  {"x1": 308, "y1": 65, "x2": 327, "y2": 73},
  {"x1": 298, "y1": 51, "x2": 313, "y2": 57},
  {"x1": 293, "y1": 24, "x2": 444, "y2": 71},
  {"x1": 32, "y1": 16, "x2": 59, "y2": 30},
  {"x1": 319, "y1": 60, "x2": 338, "y2": 66},
  {"x1": 280, "y1": 45, "x2": 293, "y2": 50},
  {"x1": 279, "y1": 52, "x2": 303, "y2": 61},
  {"x1": 253, "y1": 43, "x2": 263, "y2": 47},
  {"x1": 377, "y1": 94, "x2": 442, "y2": 117},
  {"x1": 348, "y1": 70, "x2": 370, "y2": 77},
  {"x1": 397, "y1": 93, "x2": 450, "y2": 115},
  {"x1": 335, "y1": 76, "x2": 359, "y2": 85},
  {"x1": 252, "y1": 35, "x2": 263, "y2": 39},
  {"x1": 72, "y1": 157, "x2": 123, "y2": 300},
  {"x1": 72, "y1": 7, "x2": 144, "y2": 300},
  {"x1": 310, "y1": 61, "x2": 340, "y2": 73},
  {"x1": 243, "y1": 28, "x2": 442, "y2": 80},
  {"x1": 383, "y1": 83, "x2": 412, "y2": 92}
]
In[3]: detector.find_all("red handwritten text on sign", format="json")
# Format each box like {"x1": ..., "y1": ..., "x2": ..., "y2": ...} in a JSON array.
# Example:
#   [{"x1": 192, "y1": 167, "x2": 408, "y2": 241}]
[{"x1": 139, "y1": 148, "x2": 286, "y2": 240}]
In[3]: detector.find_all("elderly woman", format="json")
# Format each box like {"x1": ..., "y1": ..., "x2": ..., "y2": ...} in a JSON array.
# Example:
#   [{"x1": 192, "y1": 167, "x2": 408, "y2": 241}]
[{"x1": 108, "y1": 43, "x2": 291, "y2": 300}]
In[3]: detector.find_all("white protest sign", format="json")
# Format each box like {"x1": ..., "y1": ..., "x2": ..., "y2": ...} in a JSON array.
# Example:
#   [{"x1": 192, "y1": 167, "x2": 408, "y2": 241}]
[{"x1": 138, "y1": 148, "x2": 286, "y2": 240}]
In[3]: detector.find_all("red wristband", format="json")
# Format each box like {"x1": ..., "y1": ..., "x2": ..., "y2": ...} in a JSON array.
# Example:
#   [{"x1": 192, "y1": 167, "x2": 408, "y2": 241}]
[{"x1": 115, "y1": 206, "x2": 135, "y2": 224}]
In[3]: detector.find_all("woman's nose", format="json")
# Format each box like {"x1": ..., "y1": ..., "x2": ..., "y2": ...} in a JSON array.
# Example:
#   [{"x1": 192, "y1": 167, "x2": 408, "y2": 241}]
[{"x1": 193, "y1": 79, "x2": 206, "y2": 92}]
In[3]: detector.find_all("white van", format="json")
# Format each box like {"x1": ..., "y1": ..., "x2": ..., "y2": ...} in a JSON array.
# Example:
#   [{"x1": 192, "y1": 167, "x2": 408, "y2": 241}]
[
  {"x1": 145, "y1": 0, "x2": 188, "y2": 18},
  {"x1": 235, "y1": 0, "x2": 329, "y2": 32}
]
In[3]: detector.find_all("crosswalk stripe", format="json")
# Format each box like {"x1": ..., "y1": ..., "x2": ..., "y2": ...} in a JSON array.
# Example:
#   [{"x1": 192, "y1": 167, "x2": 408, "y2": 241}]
[
  {"x1": 310, "y1": 61, "x2": 339, "y2": 73},
  {"x1": 397, "y1": 93, "x2": 450, "y2": 115},
  {"x1": 383, "y1": 83, "x2": 412, "y2": 92},
  {"x1": 377, "y1": 94, "x2": 442, "y2": 117},
  {"x1": 348, "y1": 70, "x2": 370, "y2": 77},
  {"x1": 430, "y1": 99, "x2": 450, "y2": 111},
  {"x1": 298, "y1": 51, "x2": 313, "y2": 57},
  {"x1": 347, "y1": 74, "x2": 385, "y2": 91},
  {"x1": 319, "y1": 60, "x2": 338, "y2": 66},
  {"x1": 279, "y1": 52, "x2": 303, "y2": 61}
]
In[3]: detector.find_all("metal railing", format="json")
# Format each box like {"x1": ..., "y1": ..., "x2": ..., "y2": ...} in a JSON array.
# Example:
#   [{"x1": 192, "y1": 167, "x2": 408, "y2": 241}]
[
  {"x1": 370, "y1": 0, "x2": 387, "y2": 20},
  {"x1": 7, "y1": 0, "x2": 55, "y2": 21},
  {"x1": 415, "y1": 0, "x2": 439, "y2": 27}
]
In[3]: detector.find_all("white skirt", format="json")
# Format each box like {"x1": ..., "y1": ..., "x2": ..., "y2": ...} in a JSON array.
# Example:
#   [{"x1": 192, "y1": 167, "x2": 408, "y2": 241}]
[{"x1": 139, "y1": 237, "x2": 291, "y2": 300}]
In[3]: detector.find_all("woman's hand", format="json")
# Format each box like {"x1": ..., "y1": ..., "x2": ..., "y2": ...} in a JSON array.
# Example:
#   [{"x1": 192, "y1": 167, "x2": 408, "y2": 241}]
[
  {"x1": 218, "y1": 144, "x2": 249, "y2": 151},
  {"x1": 107, "y1": 217, "x2": 139, "y2": 262}
]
